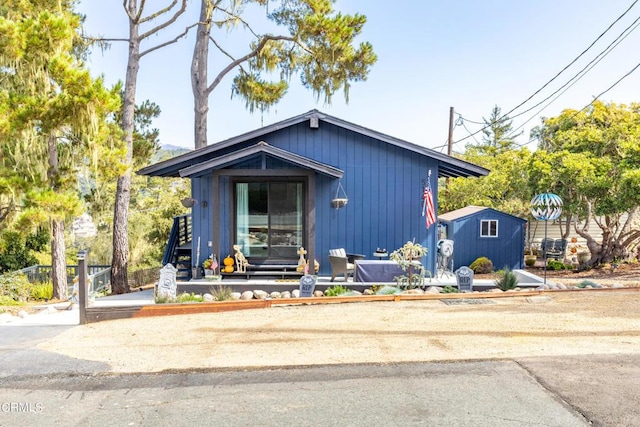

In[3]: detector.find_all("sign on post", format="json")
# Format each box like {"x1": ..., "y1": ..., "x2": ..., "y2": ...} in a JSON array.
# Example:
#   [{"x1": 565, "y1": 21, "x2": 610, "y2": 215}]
[
  {"x1": 299, "y1": 275, "x2": 317, "y2": 298},
  {"x1": 455, "y1": 266, "x2": 474, "y2": 292},
  {"x1": 158, "y1": 263, "x2": 178, "y2": 299}
]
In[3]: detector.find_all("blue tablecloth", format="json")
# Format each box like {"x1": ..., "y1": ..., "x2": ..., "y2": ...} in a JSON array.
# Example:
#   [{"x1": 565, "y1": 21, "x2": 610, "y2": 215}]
[{"x1": 354, "y1": 260, "x2": 406, "y2": 282}]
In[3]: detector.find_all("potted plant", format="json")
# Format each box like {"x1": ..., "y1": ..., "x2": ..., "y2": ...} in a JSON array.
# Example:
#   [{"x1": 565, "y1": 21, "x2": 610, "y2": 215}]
[{"x1": 524, "y1": 247, "x2": 537, "y2": 267}]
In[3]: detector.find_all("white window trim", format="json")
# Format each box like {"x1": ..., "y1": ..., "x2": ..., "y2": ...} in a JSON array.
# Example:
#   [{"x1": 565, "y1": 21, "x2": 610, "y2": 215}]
[{"x1": 480, "y1": 219, "x2": 499, "y2": 238}]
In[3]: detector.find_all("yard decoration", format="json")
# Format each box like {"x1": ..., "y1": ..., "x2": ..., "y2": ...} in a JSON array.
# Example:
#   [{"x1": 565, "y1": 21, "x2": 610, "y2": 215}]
[
  {"x1": 233, "y1": 245, "x2": 249, "y2": 273},
  {"x1": 530, "y1": 192, "x2": 563, "y2": 285},
  {"x1": 389, "y1": 241, "x2": 430, "y2": 288},
  {"x1": 223, "y1": 255, "x2": 235, "y2": 273}
]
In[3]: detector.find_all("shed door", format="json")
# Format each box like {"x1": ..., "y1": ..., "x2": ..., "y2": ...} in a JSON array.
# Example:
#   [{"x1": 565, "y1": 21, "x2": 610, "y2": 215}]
[{"x1": 235, "y1": 181, "x2": 303, "y2": 260}]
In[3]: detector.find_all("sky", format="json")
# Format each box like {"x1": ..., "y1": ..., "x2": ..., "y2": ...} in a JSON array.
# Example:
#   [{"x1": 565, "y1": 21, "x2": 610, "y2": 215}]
[{"x1": 76, "y1": 1, "x2": 640, "y2": 152}]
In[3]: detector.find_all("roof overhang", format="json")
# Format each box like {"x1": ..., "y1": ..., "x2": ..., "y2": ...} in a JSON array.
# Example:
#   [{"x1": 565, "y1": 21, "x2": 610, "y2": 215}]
[{"x1": 178, "y1": 141, "x2": 344, "y2": 179}]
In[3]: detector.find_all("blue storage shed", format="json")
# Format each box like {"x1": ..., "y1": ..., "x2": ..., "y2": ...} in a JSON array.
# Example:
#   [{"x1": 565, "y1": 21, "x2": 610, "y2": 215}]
[
  {"x1": 138, "y1": 110, "x2": 488, "y2": 279},
  {"x1": 438, "y1": 206, "x2": 527, "y2": 271}
]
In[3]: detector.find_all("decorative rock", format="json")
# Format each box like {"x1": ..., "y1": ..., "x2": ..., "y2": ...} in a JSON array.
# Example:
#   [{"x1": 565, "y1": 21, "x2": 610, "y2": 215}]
[
  {"x1": 488, "y1": 288, "x2": 504, "y2": 293},
  {"x1": 350, "y1": 290, "x2": 363, "y2": 296},
  {"x1": 291, "y1": 289, "x2": 300, "y2": 298},
  {"x1": 253, "y1": 290, "x2": 268, "y2": 300},
  {"x1": 402, "y1": 288, "x2": 424, "y2": 295},
  {"x1": 240, "y1": 291, "x2": 254, "y2": 300},
  {"x1": 281, "y1": 291, "x2": 291, "y2": 299},
  {"x1": 203, "y1": 293, "x2": 214, "y2": 302},
  {"x1": 557, "y1": 283, "x2": 567, "y2": 290},
  {"x1": 313, "y1": 290, "x2": 324, "y2": 297},
  {"x1": 17, "y1": 310, "x2": 29, "y2": 318},
  {"x1": 612, "y1": 283, "x2": 625, "y2": 288},
  {"x1": 230, "y1": 292, "x2": 242, "y2": 300},
  {"x1": 425, "y1": 286, "x2": 440, "y2": 294},
  {"x1": 363, "y1": 289, "x2": 374, "y2": 295},
  {"x1": 536, "y1": 284, "x2": 549, "y2": 291},
  {"x1": 269, "y1": 291, "x2": 282, "y2": 299}
]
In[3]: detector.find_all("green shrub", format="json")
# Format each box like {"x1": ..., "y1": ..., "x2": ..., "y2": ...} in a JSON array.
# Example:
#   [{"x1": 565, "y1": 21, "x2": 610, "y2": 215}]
[
  {"x1": 177, "y1": 292, "x2": 203, "y2": 303},
  {"x1": 469, "y1": 257, "x2": 493, "y2": 274},
  {"x1": 441, "y1": 285, "x2": 458, "y2": 293},
  {"x1": 28, "y1": 282, "x2": 53, "y2": 301},
  {"x1": 210, "y1": 285, "x2": 234, "y2": 301},
  {"x1": 324, "y1": 285, "x2": 350, "y2": 297},
  {"x1": 375, "y1": 285, "x2": 402, "y2": 295},
  {"x1": 495, "y1": 268, "x2": 518, "y2": 291},
  {"x1": 576, "y1": 280, "x2": 601, "y2": 289},
  {"x1": 546, "y1": 260, "x2": 568, "y2": 271},
  {"x1": 0, "y1": 271, "x2": 31, "y2": 302}
]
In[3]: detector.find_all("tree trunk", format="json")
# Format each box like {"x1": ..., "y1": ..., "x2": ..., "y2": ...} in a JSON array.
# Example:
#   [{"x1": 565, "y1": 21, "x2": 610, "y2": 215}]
[
  {"x1": 111, "y1": 4, "x2": 140, "y2": 295},
  {"x1": 51, "y1": 219, "x2": 67, "y2": 300},
  {"x1": 191, "y1": 0, "x2": 212, "y2": 150}
]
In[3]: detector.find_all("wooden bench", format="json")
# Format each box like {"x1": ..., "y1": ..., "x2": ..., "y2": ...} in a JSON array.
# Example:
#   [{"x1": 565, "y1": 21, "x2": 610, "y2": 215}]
[{"x1": 221, "y1": 264, "x2": 303, "y2": 280}]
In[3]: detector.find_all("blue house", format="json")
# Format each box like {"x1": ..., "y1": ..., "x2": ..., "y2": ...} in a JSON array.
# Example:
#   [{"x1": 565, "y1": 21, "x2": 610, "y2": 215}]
[
  {"x1": 138, "y1": 110, "x2": 488, "y2": 279},
  {"x1": 438, "y1": 206, "x2": 527, "y2": 271}
]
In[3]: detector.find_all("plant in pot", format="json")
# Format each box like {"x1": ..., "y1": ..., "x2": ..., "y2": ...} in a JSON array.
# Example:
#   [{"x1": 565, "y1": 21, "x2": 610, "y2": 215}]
[{"x1": 524, "y1": 248, "x2": 537, "y2": 267}]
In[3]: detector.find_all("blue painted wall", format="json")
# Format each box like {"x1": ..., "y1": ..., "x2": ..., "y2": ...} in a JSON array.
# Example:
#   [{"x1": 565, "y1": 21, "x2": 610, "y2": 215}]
[
  {"x1": 440, "y1": 209, "x2": 526, "y2": 271},
  {"x1": 191, "y1": 120, "x2": 440, "y2": 276}
]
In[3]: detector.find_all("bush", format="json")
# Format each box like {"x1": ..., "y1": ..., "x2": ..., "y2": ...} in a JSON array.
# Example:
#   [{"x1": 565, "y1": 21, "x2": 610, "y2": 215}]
[
  {"x1": 375, "y1": 285, "x2": 402, "y2": 295},
  {"x1": 495, "y1": 268, "x2": 518, "y2": 291},
  {"x1": 0, "y1": 271, "x2": 31, "y2": 302},
  {"x1": 210, "y1": 285, "x2": 234, "y2": 301},
  {"x1": 576, "y1": 280, "x2": 601, "y2": 289},
  {"x1": 177, "y1": 292, "x2": 203, "y2": 303},
  {"x1": 546, "y1": 259, "x2": 569, "y2": 271},
  {"x1": 325, "y1": 285, "x2": 350, "y2": 297},
  {"x1": 28, "y1": 282, "x2": 53, "y2": 301},
  {"x1": 441, "y1": 285, "x2": 458, "y2": 293},
  {"x1": 469, "y1": 257, "x2": 493, "y2": 274}
]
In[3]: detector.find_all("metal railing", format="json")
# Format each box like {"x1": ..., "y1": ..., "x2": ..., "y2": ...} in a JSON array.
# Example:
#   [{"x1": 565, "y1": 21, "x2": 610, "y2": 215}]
[{"x1": 20, "y1": 264, "x2": 111, "y2": 285}]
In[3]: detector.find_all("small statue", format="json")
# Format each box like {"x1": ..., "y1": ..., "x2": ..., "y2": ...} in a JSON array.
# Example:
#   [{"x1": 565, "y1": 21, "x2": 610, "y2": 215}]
[
  {"x1": 233, "y1": 244, "x2": 249, "y2": 273},
  {"x1": 297, "y1": 247, "x2": 308, "y2": 273}
]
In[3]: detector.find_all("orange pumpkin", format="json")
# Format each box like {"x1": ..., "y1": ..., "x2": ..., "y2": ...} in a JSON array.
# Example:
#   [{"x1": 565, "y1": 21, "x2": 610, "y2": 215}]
[
  {"x1": 223, "y1": 265, "x2": 234, "y2": 273},
  {"x1": 223, "y1": 255, "x2": 234, "y2": 266}
]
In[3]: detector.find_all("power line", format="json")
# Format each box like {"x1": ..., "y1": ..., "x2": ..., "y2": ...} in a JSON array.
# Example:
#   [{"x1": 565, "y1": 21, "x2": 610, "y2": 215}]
[{"x1": 451, "y1": 0, "x2": 639, "y2": 145}]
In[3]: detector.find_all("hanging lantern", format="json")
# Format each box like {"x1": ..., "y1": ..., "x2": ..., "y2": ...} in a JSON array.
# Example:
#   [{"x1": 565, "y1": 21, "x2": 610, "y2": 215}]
[{"x1": 530, "y1": 192, "x2": 563, "y2": 221}]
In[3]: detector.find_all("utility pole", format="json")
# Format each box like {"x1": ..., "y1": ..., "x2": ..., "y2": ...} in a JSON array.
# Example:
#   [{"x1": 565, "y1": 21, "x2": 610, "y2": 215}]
[
  {"x1": 444, "y1": 107, "x2": 454, "y2": 213},
  {"x1": 447, "y1": 106, "x2": 454, "y2": 156}
]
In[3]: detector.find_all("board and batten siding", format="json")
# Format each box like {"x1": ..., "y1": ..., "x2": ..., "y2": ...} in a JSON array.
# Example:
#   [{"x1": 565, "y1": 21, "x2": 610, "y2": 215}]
[{"x1": 192, "y1": 120, "x2": 439, "y2": 276}]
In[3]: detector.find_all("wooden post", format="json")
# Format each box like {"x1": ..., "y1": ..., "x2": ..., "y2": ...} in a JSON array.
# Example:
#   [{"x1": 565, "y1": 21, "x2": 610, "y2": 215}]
[{"x1": 78, "y1": 250, "x2": 88, "y2": 325}]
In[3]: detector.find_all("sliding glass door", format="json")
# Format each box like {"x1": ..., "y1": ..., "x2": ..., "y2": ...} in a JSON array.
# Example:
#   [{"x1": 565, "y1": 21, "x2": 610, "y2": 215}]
[{"x1": 236, "y1": 181, "x2": 303, "y2": 259}]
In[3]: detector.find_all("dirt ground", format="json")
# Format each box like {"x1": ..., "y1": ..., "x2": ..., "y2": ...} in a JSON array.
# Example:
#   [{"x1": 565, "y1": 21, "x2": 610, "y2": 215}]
[{"x1": 39, "y1": 289, "x2": 640, "y2": 373}]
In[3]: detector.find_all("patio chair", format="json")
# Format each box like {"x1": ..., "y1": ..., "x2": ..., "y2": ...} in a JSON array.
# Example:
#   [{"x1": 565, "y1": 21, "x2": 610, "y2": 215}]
[
  {"x1": 547, "y1": 239, "x2": 567, "y2": 260},
  {"x1": 328, "y1": 248, "x2": 365, "y2": 282}
]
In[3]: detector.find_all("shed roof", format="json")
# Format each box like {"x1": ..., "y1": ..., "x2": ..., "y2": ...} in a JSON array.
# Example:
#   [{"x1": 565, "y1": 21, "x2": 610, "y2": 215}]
[
  {"x1": 439, "y1": 206, "x2": 527, "y2": 223},
  {"x1": 137, "y1": 109, "x2": 489, "y2": 178}
]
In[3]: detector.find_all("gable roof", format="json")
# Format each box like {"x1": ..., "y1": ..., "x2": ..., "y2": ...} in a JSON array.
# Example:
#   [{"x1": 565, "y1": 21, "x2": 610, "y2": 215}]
[
  {"x1": 137, "y1": 109, "x2": 489, "y2": 178},
  {"x1": 180, "y1": 141, "x2": 343, "y2": 178},
  {"x1": 439, "y1": 206, "x2": 527, "y2": 223}
]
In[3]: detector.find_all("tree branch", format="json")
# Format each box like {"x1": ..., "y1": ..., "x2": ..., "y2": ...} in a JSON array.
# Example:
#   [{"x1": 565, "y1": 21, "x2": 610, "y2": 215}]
[
  {"x1": 140, "y1": 22, "x2": 198, "y2": 57},
  {"x1": 139, "y1": 0, "x2": 178, "y2": 24},
  {"x1": 139, "y1": 0, "x2": 187, "y2": 40},
  {"x1": 206, "y1": 34, "x2": 295, "y2": 95}
]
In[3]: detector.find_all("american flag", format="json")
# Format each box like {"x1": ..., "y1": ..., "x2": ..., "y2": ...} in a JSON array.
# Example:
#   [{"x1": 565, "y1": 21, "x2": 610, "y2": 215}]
[
  {"x1": 211, "y1": 255, "x2": 219, "y2": 273},
  {"x1": 422, "y1": 178, "x2": 436, "y2": 229}
]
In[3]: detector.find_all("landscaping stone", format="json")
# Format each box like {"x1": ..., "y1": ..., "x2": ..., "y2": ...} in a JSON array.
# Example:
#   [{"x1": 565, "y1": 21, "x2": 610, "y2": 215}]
[
  {"x1": 240, "y1": 291, "x2": 254, "y2": 300},
  {"x1": 363, "y1": 289, "x2": 374, "y2": 295},
  {"x1": 281, "y1": 291, "x2": 291, "y2": 299},
  {"x1": 203, "y1": 293, "x2": 214, "y2": 302},
  {"x1": 230, "y1": 292, "x2": 241, "y2": 300},
  {"x1": 253, "y1": 290, "x2": 268, "y2": 300},
  {"x1": 292, "y1": 289, "x2": 300, "y2": 298},
  {"x1": 402, "y1": 288, "x2": 424, "y2": 295},
  {"x1": 269, "y1": 291, "x2": 281, "y2": 299},
  {"x1": 612, "y1": 283, "x2": 625, "y2": 288},
  {"x1": 425, "y1": 286, "x2": 440, "y2": 294},
  {"x1": 557, "y1": 283, "x2": 567, "y2": 290},
  {"x1": 313, "y1": 290, "x2": 324, "y2": 297}
]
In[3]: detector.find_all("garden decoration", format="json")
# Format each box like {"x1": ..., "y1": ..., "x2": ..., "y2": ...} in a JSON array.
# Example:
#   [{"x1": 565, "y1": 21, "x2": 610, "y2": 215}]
[
  {"x1": 233, "y1": 245, "x2": 249, "y2": 273},
  {"x1": 389, "y1": 241, "x2": 430, "y2": 288},
  {"x1": 223, "y1": 255, "x2": 235, "y2": 273},
  {"x1": 530, "y1": 192, "x2": 563, "y2": 284},
  {"x1": 331, "y1": 181, "x2": 348, "y2": 208}
]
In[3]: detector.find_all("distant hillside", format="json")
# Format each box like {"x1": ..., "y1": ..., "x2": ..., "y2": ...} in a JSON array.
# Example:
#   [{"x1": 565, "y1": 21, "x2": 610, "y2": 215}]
[{"x1": 152, "y1": 144, "x2": 192, "y2": 162}]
